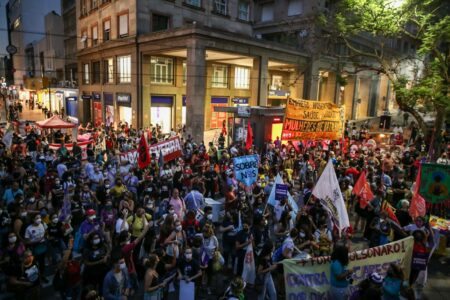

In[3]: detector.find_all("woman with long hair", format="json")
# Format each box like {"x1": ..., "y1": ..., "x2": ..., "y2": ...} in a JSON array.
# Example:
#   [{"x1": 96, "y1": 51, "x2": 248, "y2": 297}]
[
  {"x1": 329, "y1": 245, "x2": 352, "y2": 300},
  {"x1": 143, "y1": 254, "x2": 166, "y2": 300},
  {"x1": 256, "y1": 241, "x2": 277, "y2": 300}
]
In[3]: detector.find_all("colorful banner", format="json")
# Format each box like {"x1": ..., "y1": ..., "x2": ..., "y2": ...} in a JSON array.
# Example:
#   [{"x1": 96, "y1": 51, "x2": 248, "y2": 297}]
[
  {"x1": 49, "y1": 140, "x2": 93, "y2": 160},
  {"x1": 419, "y1": 163, "x2": 450, "y2": 204},
  {"x1": 233, "y1": 154, "x2": 259, "y2": 186},
  {"x1": 282, "y1": 98, "x2": 344, "y2": 141},
  {"x1": 119, "y1": 137, "x2": 183, "y2": 165},
  {"x1": 429, "y1": 215, "x2": 450, "y2": 232},
  {"x1": 282, "y1": 237, "x2": 414, "y2": 300}
]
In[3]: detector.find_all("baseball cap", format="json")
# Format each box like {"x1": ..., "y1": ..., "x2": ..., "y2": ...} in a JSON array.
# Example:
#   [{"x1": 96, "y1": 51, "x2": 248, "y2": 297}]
[{"x1": 86, "y1": 209, "x2": 96, "y2": 216}]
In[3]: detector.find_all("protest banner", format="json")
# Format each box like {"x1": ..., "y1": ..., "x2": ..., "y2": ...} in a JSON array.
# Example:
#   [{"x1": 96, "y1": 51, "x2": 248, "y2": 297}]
[
  {"x1": 429, "y1": 215, "x2": 450, "y2": 232},
  {"x1": 275, "y1": 184, "x2": 289, "y2": 200},
  {"x1": 119, "y1": 137, "x2": 183, "y2": 165},
  {"x1": 281, "y1": 98, "x2": 344, "y2": 141},
  {"x1": 419, "y1": 163, "x2": 450, "y2": 204},
  {"x1": 242, "y1": 244, "x2": 256, "y2": 284},
  {"x1": 282, "y1": 236, "x2": 414, "y2": 300},
  {"x1": 233, "y1": 154, "x2": 259, "y2": 186},
  {"x1": 179, "y1": 280, "x2": 195, "y2": 300},
  {"x1": 49, "y1": 140, "x2": 93, "y2": 160}
]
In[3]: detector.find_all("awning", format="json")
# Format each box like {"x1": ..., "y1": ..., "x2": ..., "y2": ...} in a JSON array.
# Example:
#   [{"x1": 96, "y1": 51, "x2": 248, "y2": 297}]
[{"x1": 35, "y1": 115, "x2": 76, "y2": 129}]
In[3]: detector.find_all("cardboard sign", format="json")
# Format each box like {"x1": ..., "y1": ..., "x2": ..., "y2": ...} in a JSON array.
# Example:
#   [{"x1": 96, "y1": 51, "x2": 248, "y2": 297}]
[
  {"x1": 233, "y1": 154, "x2": 259, "y2": 186},
  {"x1": 282, "y1": 98, "x2": 344, "y2": 141}
]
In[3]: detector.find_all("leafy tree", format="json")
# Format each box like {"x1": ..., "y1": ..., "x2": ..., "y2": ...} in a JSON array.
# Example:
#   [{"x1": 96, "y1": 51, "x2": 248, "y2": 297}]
[{"x1": 323, "y1": 0, "x2": 449, "y2": 156}]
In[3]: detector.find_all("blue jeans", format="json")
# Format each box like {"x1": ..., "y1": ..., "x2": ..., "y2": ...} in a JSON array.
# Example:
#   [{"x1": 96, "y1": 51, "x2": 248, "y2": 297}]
[{"x1": 258, "y1": 273, "x2": 276, "y2": 300}]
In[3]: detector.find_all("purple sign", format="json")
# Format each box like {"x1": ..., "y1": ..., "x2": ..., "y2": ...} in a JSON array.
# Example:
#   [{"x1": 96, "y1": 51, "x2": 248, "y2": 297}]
[{"x1": 275, "y1": 184, "x2": 289, "y2": 201}]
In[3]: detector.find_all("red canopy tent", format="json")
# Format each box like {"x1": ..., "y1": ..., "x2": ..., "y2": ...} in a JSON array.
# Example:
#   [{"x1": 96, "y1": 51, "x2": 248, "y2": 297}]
[{"x1": 35, "y1": 115, "x2": 76, "y2": 129}]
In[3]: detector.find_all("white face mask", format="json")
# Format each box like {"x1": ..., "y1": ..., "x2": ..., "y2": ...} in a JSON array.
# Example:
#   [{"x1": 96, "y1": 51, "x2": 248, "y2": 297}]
[
  {"x1": 105, "y1": 184, "x2": 110, "y2": 189},
  {"x1": 8, "y1": 236, "x2": 17, "y2": 243},
  {"x1": 93, "y1": 238, "x2": 100, "y2": 245},
  {"x1": 176, "y1": 225, "x2": 182, "y2": 232},
  {"x1": 28, "y1": 197, "x2": 35, "y2": 203},
  {"x1": 207, "y1": 214, "x2": 213, "y2": 220},
  {"x1": 21, "y1": 212, "x2": 27, "y2": 217},
  {"x1": 35, "y1": 218, "x2": 42, "y2": 225},
  {"x1": 119, "y1": 262, "x2": 127, "y2": 270},
  {"x1": 88, "y1": 215, "x2": 96, "y2": 221},
  {"x1": 52, "y1": 218, "x2": 58, "y2": 224},
  {"x1": 169, "y1": 210, "x2": 175, "y2": 215},
  {"x1": 299, "y1": 232, "x2": 306, "y2": 238},
  {"x1": 185, "y1": 253, "x2": 192, "y2": 260}
]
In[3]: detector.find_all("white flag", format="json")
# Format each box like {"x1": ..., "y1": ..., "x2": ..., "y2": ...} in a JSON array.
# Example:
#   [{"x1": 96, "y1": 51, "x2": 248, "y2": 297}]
[
  {"x1": 312, "y1": 160, "x2": 350, "y2": 230},
  {"x1": 242, "y1": 244, "x2": 256, "y2": 284},
  {"x1": 267, "y1": 174, "x2": 298, "y2": 213}
]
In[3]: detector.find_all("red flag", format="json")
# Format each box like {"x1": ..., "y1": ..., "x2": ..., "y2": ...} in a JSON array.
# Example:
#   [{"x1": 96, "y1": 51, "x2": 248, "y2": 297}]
[
  {"x1": 245, "y1": 121, "x2": 253, "y2": 150},
  {"x1": 381, "y1": 200, "x2": 400, "y2": 224},
  {"x1": 409, "y1": 164, "x2": 426, "y2": 218},
  {"x1": 352, "y1": 171, "x2": 374, "y2": 209},
  {"x1": 138, "y1": 134, "x2": 151, "y2": 169}
]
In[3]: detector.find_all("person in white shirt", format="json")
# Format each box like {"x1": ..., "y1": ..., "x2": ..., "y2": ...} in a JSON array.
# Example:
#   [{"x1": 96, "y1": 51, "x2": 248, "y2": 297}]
[
  {"x1": 90, "y1": 166, "x2": 104, "y2": 190},
  {"x1": 436, "y1": 153, "x2": 450, "y2": 165}
]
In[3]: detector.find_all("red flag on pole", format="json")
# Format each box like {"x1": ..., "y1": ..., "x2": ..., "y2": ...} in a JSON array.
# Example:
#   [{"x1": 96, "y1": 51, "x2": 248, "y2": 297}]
[
  {"x1": 138, "y1": 133, "x2": 151, "y2": 169},
  {"x1": 352, "y1": 171, "x2": 374, "y2": 209},
  {"x1": 245, "y1": 121, "x2": 253, "y2": 150},
  {"x1": 409, "y1": 164, "x2": 426, "y2": 218},
  {"x1": 381, "y1": 200, "x2": 400, "y2": 224}
]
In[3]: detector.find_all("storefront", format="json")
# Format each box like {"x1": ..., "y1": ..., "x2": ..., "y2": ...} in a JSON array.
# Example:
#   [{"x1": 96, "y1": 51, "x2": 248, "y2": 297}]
[
  {"x1": 210, "y1": 97, "x2": 228, "y2": 129},
  {"x1": 92, "y1": 92, "x2": 102, "y2": 127},
  {"x1": 104, "y1": 92, "x2": 114, "y2": 127},
  {"x1": 65, "y1": 96, "x2": 78, "y2": 117},
  {"x1": 117, "y1": 93, "x2": 132, "y2": 125},
  {"x1": 150, "y1": 95, "x2": 173, "y2": 133}
]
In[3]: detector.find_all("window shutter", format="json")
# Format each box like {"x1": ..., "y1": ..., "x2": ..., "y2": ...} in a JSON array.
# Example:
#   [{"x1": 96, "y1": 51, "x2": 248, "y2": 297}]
[
  {"x1": 119, "y1": 14, "x2": 128, "y2": 36},
  {"x1": 93, "y1": 26, "x2": 98, "y2": 39}
]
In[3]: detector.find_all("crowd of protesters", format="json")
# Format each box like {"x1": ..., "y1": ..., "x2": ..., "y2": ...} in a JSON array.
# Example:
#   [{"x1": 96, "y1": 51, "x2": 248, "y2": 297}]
[{"x1": 0, "y1": 103, "x2": 448, "y2": 300}]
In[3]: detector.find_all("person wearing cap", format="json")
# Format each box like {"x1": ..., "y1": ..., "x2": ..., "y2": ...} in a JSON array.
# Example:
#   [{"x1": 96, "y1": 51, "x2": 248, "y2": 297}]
[
  {"x1": 35, "y1": 155, "x2": 47, "y2": 178},
  {"x1": 349, "y1": 272, "x2": 383, "y2": 300},
  {"x1": 79, "y1": 209, "x2": 103, "y2": 241}
]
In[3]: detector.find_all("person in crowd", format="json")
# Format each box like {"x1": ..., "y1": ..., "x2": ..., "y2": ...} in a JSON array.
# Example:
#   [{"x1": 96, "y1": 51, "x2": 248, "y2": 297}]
[
  {"x1": 102, "y1": 249, "x2": 132, "y2": 300},
  {"x1": 329, "y1": 245, "x2": 352, "y2": 300},
  {"x1": 256, "y1": 241, "x2": 277, "y2": 300}
]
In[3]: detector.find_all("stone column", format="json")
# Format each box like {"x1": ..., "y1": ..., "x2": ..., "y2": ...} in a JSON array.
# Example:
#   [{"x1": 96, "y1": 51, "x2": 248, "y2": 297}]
[
  {"x1": 258, "y1": 56, "x2": 269, "y2": 106},
  {"x1": 303, "y1": 58, "x2": 320, "y2": 100},
  {"x1": 185, "y1": 39, "x2": 206, "y2": 143}
]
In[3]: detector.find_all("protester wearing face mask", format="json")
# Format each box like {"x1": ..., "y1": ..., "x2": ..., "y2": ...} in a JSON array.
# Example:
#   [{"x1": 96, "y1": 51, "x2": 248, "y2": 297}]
[
  {"x1": 256, "y1": 241, "x2": 277, "y2": 300},
  {"x1": 199, "y1": 206, "x2": 213, "y2": 229},
  {"x1": 115, "y1": 208, "x2": 130, "y2": 235},
  {"x1": 79, "y1": 209, "x2": 103, "y2": 243},
  {"x1": 82, "y1": 233, "x2": 109, "y2": 294},
  {"x1": 2, "y1": 232, "x2": 26, "y2": 266},
  {"x1": 47, "y1": 213, "x2": 65, "y2": 265},
  {"x1": 24, "y1": 213, "x2": 48, "y2": 282},
  {"x1": 391, "y1": 171, "x2": 409, "y2": 206},
  {"x1": 103, "y1": 251, "x2": 132, "y2": 299},
  {"x1": 201, "y1": 223, "x2": 220, "y2": 295},
  {"x1": 168, "y1": 188, "x2": 186, "y2": 220},
  {"x1": 177, "y1": 247, "x2": 202, "y2": 296}
]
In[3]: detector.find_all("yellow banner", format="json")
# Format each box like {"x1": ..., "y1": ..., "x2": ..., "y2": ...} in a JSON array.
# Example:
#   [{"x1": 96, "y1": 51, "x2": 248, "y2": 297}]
[
  {"x1": 282, "y1": 237, "x2": 414, "y2": 299},
  {"x1": 282, "y1": 98, "x2": 344, "y2": 141},
  {"x1": 429, "y1": 215, "x2": 450, "y2": 231}
]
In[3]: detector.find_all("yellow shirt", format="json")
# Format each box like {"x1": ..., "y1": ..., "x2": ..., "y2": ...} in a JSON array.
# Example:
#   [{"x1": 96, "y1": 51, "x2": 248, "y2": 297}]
[{"x1": 127, "y1": 213, "x2": 152, "y2": 237}]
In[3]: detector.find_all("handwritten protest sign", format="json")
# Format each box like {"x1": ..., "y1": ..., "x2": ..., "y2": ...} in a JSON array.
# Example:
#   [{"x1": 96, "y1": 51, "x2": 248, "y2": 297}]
[
  {"x1": 233, "y1": 154, "x2": 259, "y2": 186},
  {"x1": 282, "y1": 237, "x2": 413, "y2": 300},
  {"x1": 419, "y1": 163, "x2": 450, "y2": 204},
  {"x1": 119, "y1": 137, "x2": 183, "y2": 165},
  {"x1": 282, "y1": 98, "x2": 344, "y2": 141}
]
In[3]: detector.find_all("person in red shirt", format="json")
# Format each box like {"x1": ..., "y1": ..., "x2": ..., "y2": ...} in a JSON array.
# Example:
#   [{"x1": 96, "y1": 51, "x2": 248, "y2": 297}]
[{"x1": 119, "y1": 221, "x2": 151, "y2": 295}]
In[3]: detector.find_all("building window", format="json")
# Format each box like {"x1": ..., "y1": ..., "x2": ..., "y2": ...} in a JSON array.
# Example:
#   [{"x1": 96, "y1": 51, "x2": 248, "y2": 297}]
[
  {"x1": 90, "y1": 0, "x2": 98, "y2": 10},
  {"x1": 81, "y1": 30, "x2": 88, "y2": 48},
  {"x1": 182, "y1": 61, "x2": 187, "y2": 86},
  {"x1": 287, "y1": 0, "x2": 303, "y2": 16},
  {"x1": 151, "y1": 57, "x2": 174, "y2": 84},
  {"x1": 92, "y1": 61, "x2": 100, "y2": 83},
  {"x1": 271, "y1": 75, "x2": 283, "y2": 90},
  {"x1": 214, "y1": 0, "x2": 227, "y2": 15},
  {"x1": 81, "y1": 0, "x2": 87, "y2": 16},
  {"x1": 212, "y1": 64, "x2": 228, "y2": 88},
  {"x1": 238, "y1": 1, "x2": 250, "y2": 21},
  {"x1": 261, "y1": 2, "x2": 274, "y2": 22},
  {"x1": 117, "y1": 55, "x2": 131, "y2": 83},
  {"x1": 118, "y1": 13, "x2": 129, "y2": 38},
  {"x1": 92, "y1": 25, "x2": 98, "y2": 45},
  {"x1": 185, "y1": 0, "x2": 201, "y2": 7},
  {"x1": 152, "y1": 14, "x2": 170, "y2": 32},
  {"x1": 103, "y1": 19, "x2": 110, "y2": 41},
  {"x1": 234, "y1": 67, "x2": 250, "y2": 89},
  {"x1": 83, "y1": 63, "x2": 90, "y2": 84},
  {"x1": 104, "y1": 58, "x2": 114, "y2": 83}
]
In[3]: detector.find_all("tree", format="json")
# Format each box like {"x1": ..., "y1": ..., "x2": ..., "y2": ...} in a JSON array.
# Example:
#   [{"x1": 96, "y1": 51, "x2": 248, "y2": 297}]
[{"x1": 322, "y1": 0, "x2": 450, "y2": 157}]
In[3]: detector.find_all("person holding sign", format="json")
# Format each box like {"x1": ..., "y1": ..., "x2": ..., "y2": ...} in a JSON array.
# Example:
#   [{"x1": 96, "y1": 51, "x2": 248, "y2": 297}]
[
  {"x1": 143, "y1": 254, "x2": 165, "y2": 300},
  {"x1": 329, "y1": 245, "x2": 353, "y2": 300},
  {"x1": 177, "y1": 247, "x2": 202, "y2": 300}
]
